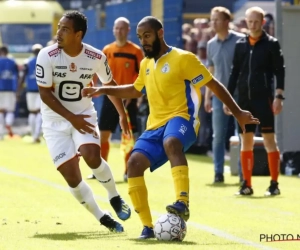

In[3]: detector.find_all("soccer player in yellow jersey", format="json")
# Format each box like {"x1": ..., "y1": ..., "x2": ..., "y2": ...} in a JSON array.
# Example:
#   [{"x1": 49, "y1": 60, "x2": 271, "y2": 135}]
[{"x1": 82, "y1": 16, "x2": 259, "y2": 239}]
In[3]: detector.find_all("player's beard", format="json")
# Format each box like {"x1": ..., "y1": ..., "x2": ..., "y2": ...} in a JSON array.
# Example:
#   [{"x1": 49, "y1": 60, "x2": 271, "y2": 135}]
[
  {"x1": 143, "y1": 34, "x2": 161, "y2": 59},
  {"x1": 57, "y1": 42, "x2": 64, "y2": 49}
]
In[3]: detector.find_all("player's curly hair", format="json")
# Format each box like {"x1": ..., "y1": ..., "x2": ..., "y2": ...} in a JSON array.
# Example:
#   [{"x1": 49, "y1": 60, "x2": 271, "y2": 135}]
[
  {"x1": 138, "y1": 16, "x2": 163, "y2": 31},
  {"x1": 63, "y1": 11, "x2": 88, "y2": 39}
]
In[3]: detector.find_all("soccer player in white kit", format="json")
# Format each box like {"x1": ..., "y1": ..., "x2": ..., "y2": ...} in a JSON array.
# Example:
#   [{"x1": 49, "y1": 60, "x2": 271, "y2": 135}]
[
  {"x1": 36, "y1": 11, "x2": 131, "y2": 232},
  {"x1": 0, "y1": 46, "x2": 19, "y2": 139},
  {"x1": 17, "y1": 44, "x2": 44, "y2": 143}
]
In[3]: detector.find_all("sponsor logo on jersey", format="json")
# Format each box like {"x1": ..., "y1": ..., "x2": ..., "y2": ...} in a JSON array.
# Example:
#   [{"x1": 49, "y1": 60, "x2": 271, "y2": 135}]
[
  {"x1": 191, "y1": 74, "x2": 204, "y2": 84},
  {"x1": 161, "y1": 63, "x2": 170, "y2": 73},
  {"x1": 79, "y1": 67, "x2": 93, "y2": 71},
  {"x1": 48, "y1": 48, "x2": 60, "y2": 57},
  {"x1": 59, "y1": 81, "x2": 83, "y2": 102},
  {"x1": 53, "y1": 72, "x2": 67, "y2": 78},
  {"x1": 84, "y1": 49, "x2": 102, "y2": 59},
  {"x1": 55, "y1": 66, "x2": 67, "y2": 69},
  {"x1": 36, "y1": 64, "x2": 44, "y2": 78},
  {"x1": 69, "y1": 63, "x2": 77, "y2": 72},
  {"x1": 79, "y1": 74, "x2": 93, "y2": 79}
]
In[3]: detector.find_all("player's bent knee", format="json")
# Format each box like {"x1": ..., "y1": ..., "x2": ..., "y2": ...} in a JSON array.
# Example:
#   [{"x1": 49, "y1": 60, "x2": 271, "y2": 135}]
[
  {"x1": 84, "y1": 155, "x2": 101, "y2": 169},
  {"x1": 127, "y1": 152, "x2": 150, "y2": 177},
  {"x1": 80, "y1": 145, "x2": 101, "y2": 168},
  {"x1": 163, "y1": 137, "x2": 183, "y2": 154},
  {"x1": 58, "y1": 163, "x2": 82, "y2": 188}
]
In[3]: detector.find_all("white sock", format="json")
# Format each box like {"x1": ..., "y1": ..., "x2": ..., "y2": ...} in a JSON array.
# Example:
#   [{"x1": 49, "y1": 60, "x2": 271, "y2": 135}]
[
  {"x1": 0, "y1": 113, "x2": 4, "y2": 136},
  {"x1": 28, "y1": 113, "x2": 36, "y2": 136},
  {"x1": 5, "y1": 112, "x2": 14, "y2": 126},
  {"x1": 69, "y1": 181, "x2": 104, "y2": 221},
  {"x1": 92, "y1": 158, "x2": 119, "y2": 200},
  {"x1": 34, "y1": 113, "x2": 42, "y2": 140}
]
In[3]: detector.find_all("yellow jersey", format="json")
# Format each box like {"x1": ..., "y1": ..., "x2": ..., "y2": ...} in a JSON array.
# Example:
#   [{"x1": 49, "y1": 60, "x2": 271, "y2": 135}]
[{"x1": 134, "y1": 47, "x2": 213, "y2": 133}]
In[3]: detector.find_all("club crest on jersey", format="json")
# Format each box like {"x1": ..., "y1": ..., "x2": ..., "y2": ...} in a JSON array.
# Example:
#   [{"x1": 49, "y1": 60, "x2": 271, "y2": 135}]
[
  {"x1": 191, "y1": 74, "x2": 204, "y2": 84},
  {"x1": 161, "y1": 63, "x2": 170, "y2": 73},
  {"x1": 69, "y1": 63, "x2": 77, "y2": 72},
  {"x1": 146, "y1": 69, "x2": 150, "y2": 75},
  {"x1": 125, "y1": 62, "x2": 130, "y2": 68}
]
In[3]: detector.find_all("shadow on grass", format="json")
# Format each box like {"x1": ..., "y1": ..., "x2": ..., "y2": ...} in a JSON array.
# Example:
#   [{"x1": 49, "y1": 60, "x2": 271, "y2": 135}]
[
  {"x1": 128, "y1": 238, "x2": 242, "y2": 247},
  {"x1": 235, "y1": 195, "x2": 284, "y2": 199},
  {"x1": 186, "y1": 154, "x2": 213, "y2": 164},
  {"x1": 115, "y1": 180, "x2": 127, "y2": 185},
  {"x1": 32, "y1": 231, "x2": 127, "y2": 241},
  {"x1": 205, "y1": 183, "x2": 241, "y2": 188},
  {"x1": 128, "y1": 238, "x2": 197, "y2": 246}
]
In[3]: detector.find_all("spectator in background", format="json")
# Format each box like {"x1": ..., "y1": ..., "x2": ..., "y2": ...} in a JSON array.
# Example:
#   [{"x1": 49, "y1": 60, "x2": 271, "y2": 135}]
[
  {"x1": 0, "y1": 45, "x2": 19, "y2": 139},
  {"x1": 236, "y1": 18, "x2": 248, "y2": 30},
  {"x1": 225, "y1": 7, "x2": 285, "y2": 196},
  {"x1": 17, "y1": 44, "x2": 43, "y2": 143},
  {"x1": 182, "y1": 23, "x2": 192, "y2": 36},
  {"x1": 193, "y1": 18, "x2": 215, "y2": 49},
  {"x1": 88, "y1": 17, "x2": 144, "y2": 182},
  {"x1": 264, "y1": 13, "x2": 275, "y2": 36},
  {"x1": 197, "y1": 41, "x2": 208, "y2": 67},
  {"x1": 182, "y1": 34, "x2": 192, "y2": 51},
  {"x1": 194, "y1": 18, "x2": 209, "y2": 40},
  {"x1": 188, "y1": 28, "x2": 199, "y2": 54},
  {"x1": 205, "y1": 7, "x2": 245, "y2": 183},
  {"x1": 46, "y1": 36, "x2": 57, "y2": 46}
]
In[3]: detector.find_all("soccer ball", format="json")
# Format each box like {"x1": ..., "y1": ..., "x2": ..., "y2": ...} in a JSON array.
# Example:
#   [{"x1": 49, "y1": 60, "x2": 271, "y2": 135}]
[{"x1": 154, "y1": 213, "x2": 187, "y2": 241}]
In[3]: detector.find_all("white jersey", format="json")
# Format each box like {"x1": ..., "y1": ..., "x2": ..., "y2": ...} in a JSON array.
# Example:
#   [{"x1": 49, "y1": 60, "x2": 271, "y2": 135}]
[{"x1": 36, "y1": 43, "x2": 113, "y2": 120}]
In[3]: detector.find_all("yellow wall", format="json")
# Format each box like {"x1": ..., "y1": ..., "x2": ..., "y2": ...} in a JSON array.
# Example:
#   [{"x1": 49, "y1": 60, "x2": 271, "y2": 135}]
[
  {"x1": 151, "y1": 0, "x2": 163, "y2": 24},
  {"x1": 0, "y1": 1, "x2": 64, "y2": 23}
]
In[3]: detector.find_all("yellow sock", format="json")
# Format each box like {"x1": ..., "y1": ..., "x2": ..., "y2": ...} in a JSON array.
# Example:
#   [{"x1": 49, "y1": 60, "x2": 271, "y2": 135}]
[
  {"x1": 128, "y1": 176, "x2": 153, "y2": 228},
  {"x1": 171, "y1": 166, "x2": 189, "y2": 206}
]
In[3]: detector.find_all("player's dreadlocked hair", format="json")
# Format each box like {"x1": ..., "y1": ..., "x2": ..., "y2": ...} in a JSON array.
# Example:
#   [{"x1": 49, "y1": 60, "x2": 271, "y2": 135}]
[
  {"x1": 63, "y1": 11, "x2": 88, "y2": 39},
  {"x1": 138, "y1": 16, "x2": 163, "y2": 31}
]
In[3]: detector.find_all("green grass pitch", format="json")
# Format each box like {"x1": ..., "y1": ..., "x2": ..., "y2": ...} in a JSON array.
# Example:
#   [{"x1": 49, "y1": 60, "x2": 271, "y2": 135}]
[{"x1": 0, "y1": 137, "x2": 300, "y2": 250}]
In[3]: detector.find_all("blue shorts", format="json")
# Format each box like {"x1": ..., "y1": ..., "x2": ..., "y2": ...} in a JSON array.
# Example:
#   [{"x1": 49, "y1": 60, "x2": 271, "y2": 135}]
[{"x1": 132, "y1": 117, "x2": 197, "y2": 172}]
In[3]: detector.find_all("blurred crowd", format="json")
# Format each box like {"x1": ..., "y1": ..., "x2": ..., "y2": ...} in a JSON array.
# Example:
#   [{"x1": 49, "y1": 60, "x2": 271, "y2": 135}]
[
  {"x1": 182, "y1": 13, "x2": 274, "y2": 55},
  {"x1": 182, "y1": 13, "x2": 275, "y2": 152}
]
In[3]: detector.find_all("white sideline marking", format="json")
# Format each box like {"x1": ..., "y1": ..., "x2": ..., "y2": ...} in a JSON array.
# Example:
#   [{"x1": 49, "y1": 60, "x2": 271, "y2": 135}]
[{"x1": 0, "y1": 166, "x2": 276, "y2": 250}]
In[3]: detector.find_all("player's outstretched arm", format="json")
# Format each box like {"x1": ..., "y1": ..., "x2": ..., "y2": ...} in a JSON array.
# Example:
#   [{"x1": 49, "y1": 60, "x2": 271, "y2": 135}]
[
  {"x1": 82, "y1": 84, "x2": 143, "y2": 99},
  {"x1": 206, "y1": 78, "x2": 260, "y2": 133}
]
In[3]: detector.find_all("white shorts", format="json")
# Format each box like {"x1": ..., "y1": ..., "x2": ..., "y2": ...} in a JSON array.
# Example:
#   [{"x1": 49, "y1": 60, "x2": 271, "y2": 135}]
[
  {"x1": 42, "y1": 112, "x2": 100, "y2": 168},
  {"x1": 26, "y1": 92, "x2": 41, "y2": 111},
  {"x1": 0, "y1": 92, "x2": 16, "y2": 112}
]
